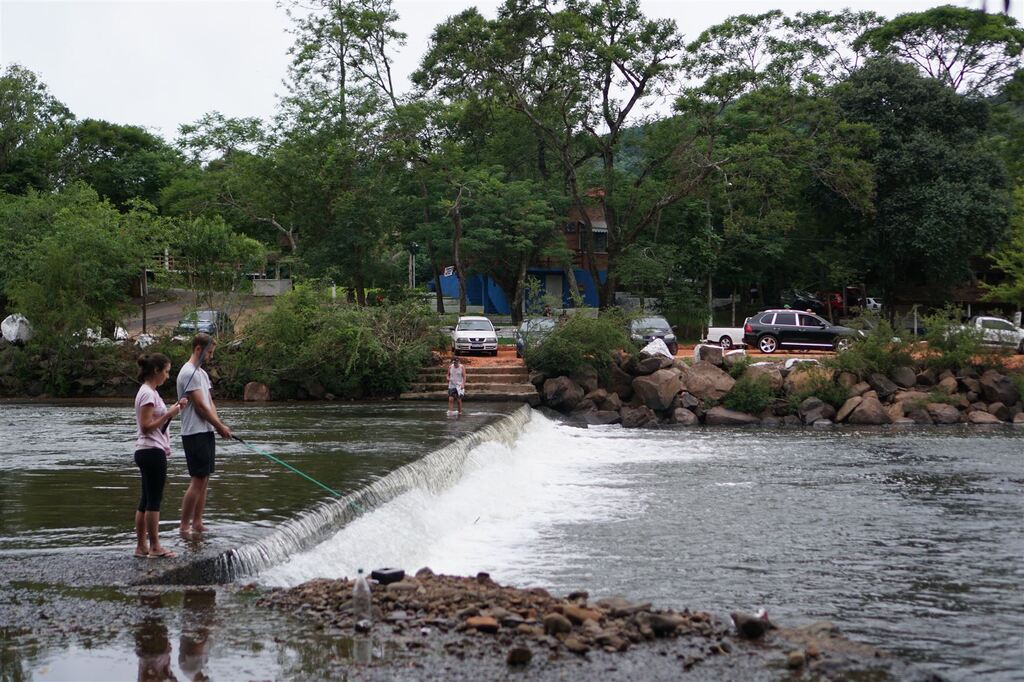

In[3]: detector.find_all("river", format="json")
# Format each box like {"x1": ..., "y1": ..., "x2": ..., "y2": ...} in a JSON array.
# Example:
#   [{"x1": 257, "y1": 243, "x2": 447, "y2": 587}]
[{"x1": 2, "y1": 402, "x2": 1022, "y2": 680}]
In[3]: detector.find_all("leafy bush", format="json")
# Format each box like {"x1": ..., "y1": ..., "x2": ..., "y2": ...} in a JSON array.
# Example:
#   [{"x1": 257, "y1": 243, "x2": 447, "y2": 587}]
[
  {"x1": 826, "y1": 316, "x2": 913, "y2": 378},
  {"x1": 722, "y1": 374, "x2": 775, "y2": 414},
  {"x1": 788, "y1": 368, "x2": 849, "y2": 409},
  {"x1": 524, "y1": 309, "x2": 632, "y2": 377},
  {"x1": 727, "y1": 356, "x2": 752, "y2": 379},
  {"x1": 921, "y1": 305, "x2": 983, "y2": 372},
  {"x1": 225, "y1": 284, "x2": 445, "y2": 399}
]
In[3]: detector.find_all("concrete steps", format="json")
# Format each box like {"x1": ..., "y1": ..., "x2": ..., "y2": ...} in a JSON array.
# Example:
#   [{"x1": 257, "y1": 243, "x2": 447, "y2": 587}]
[{"x1": 400, "y1": 363, "x2": 539, "y2": 405}]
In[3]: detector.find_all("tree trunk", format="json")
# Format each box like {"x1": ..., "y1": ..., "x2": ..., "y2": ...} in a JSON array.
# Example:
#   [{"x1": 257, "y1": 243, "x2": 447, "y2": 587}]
[
  {"x1": 563, "y1": 264, "x2": 581, "y2": 305},
  {"x1": 509, "y1": 257, "x2": 529, "y2": 325},
  {"x1": 451, "y1": 199, "x2": 467, "y2": 314}
]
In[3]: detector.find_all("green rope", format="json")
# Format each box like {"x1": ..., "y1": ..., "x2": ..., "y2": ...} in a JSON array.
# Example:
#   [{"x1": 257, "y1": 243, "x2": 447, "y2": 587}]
[{"x1": 231, "y1": 435, "x2": 343, "y2": 498}]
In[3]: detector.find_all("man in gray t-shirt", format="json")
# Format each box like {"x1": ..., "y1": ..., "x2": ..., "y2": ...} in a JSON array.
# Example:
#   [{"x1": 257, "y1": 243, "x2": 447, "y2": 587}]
[{"x1": 177, "y1": 333, "x2": 232, "y2": 535}]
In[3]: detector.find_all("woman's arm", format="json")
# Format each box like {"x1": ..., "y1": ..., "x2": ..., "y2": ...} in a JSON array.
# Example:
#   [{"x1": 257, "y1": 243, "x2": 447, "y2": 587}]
[{"x1": 139, "y1": 399, "x2": 187, "y2": 433}]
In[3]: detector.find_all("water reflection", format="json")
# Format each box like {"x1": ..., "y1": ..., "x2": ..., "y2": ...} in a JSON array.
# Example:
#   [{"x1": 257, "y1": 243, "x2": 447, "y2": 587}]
[
  {"x1": 178, "y1": 590, "x2": 215, "y2": 681},
  {"x1": 135, "y1": 594, "x2": 175, "y2": 682}
]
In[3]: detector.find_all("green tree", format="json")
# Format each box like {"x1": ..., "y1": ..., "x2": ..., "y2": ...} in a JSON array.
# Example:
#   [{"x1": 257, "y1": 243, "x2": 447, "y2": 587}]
[
  {"x1": 170, "y1": 215, "x2": 265, "y2": 310},
  {"x1": 0, "y1": 64, "x2": 73, "y2": 194},
  {"x1": 983, "y1": 187, "x2": 1024, "y2": 307},
  {"x1": 856, "y1": 5, "x2": 1024, "y2": 95},
  {"x1": 833, "y1": 58, "x2": 1012, "y2": 305}
]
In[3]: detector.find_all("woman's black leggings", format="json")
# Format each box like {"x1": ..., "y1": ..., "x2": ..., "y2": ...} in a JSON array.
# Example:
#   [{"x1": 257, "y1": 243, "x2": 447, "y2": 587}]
[{"x1": 135, "y1": 448, "x2": 168, "y2": 512}]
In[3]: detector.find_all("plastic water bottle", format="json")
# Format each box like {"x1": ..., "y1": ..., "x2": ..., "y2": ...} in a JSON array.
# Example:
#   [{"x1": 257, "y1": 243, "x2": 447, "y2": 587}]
[{"x1": 352, "y1": 568, "x2": 372, "y2": 631}]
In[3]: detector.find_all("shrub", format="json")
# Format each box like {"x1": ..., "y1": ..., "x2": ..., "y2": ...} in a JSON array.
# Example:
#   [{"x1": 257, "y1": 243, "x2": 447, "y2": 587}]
[
  {"x1": 825, "y1": 316, "x2": 912, "y2": 378},
  {"x1": 524, "y1": 309, "x2": 632, "y2": 377},
  {"x1": 921, "y1": 305, "x2": 983, "y2": 372},
  {"x1": 789, "y1": 368, "x2": 849, "y2": 409},
  {"x1": 226, "y1": 284, "x2": 445, "y2": 399},
  {"x1": 722, "y1": 374, "x2": 775, "y2": 414},
  {"x1": 727, "y1": 356, "x2": 752, "y2": 379}
]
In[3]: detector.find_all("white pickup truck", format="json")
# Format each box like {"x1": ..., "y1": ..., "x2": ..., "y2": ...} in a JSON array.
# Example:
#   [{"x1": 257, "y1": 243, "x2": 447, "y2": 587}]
[
  {"x1": 706, "y1": 324, "x2": 747, "y2": 349},
  {"x1": 964, "y1": 316, "x2": 1024, "y2": 353}
]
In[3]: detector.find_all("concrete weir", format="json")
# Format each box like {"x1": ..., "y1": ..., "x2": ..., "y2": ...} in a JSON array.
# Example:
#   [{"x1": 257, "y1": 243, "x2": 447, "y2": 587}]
[{"x1": 138, "y1": 404, "x2": 534, "y2": 585}]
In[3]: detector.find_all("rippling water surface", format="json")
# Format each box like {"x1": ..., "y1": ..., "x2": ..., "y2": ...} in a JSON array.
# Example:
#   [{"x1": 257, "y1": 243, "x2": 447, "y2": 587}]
[{"x1": 266, "y1": 413, "x2": 1024, "y2": 680}]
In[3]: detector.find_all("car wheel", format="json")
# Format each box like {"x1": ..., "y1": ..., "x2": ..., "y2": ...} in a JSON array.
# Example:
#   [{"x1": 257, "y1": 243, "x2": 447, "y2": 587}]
[
  {"x1": 719, "y1": 336, "x2": 733, "y2": 349},
  {"x1": 669, "y1": 343, "x2": 679, "y2": 355},
  {"x1": 453, "y1": 349, "x2": 460, "y2": 356},
  {"x1": 758, "y1": 335, "x2": 778, "y2": 354},
  {"x1": 834, "y1": 337, "x2": 852, "y2": 352}
]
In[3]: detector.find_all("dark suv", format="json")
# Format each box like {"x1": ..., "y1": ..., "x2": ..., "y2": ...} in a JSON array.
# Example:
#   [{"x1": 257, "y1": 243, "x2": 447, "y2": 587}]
[{"x1": 743, "y1": 310, "x2": 860, "y2": 353}]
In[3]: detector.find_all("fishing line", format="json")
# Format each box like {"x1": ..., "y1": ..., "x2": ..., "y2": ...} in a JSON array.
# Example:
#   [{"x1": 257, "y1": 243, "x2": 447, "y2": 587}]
[{"x1": 231, "y1": 435, "x2": 345, "y2": 499}]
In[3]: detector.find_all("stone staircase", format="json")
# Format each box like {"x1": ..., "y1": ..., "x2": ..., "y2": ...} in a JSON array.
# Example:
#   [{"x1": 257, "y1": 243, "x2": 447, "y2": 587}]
[{"x1": 399, "y1": 365, "x2": 540, "y2": 405}]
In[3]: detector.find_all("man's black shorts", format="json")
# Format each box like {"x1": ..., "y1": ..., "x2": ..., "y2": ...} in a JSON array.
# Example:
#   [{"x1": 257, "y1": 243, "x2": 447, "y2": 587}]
[
  {"x1": 448, "y1": 387, "x2": 461, "y2": 398},
  {"x1": 182, "y1": 431, "x2": 216, "y2": 477}
]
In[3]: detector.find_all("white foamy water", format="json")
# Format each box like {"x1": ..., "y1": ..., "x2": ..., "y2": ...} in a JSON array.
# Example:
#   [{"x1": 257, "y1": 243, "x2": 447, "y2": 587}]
[{"x1": 259, "y1": 412, "x2": 717, "y2": 587}]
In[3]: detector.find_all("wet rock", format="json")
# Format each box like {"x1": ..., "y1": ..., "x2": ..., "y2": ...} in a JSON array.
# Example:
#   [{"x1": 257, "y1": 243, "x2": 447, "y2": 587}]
[
  {"x1": 848, "y1": 396, "x2": 890, "y2": 425},
  {"x1": 704, "y1": 406, "x2": 760, "y2": 426},
  {"x1": 563, "y1": 605, "x2": 602, "y2": 624},
  {"x1": 980, "y1": 371, "x2": 1020, "y2": 405},
  {"x1": 890, "y1": 366, "x2": 916, "y2": 389},
  {"x1": 620, "y1": 405, "x2": 657, "y2": 429},
  {"x1": 583, "y1": 388, "x2": 607, "y2": 404},
  {"x1": 466, "y1": 615, "x2": 499, "y2": 633},
  {"x1": 563, "y1": 636, "x2": 590, "y2": 655},
  {"x1": 671, "y1": 408, "x2": 699, "y2": 426},
  {"x1": 543, "y1": 613, "x2": 572, "y2": 635},
  {"x1": 646, "y1": 613, "x2": 686, "y2": 637},
  {"x1": 988, "y1": 402, "x2": 1013, "y2": 422},
  {"x1": 243, "y1": 381, "x2": 271, "y2": 401},
  {"x1": 415, "y1": 567, "x2": 435, "y2": 578},
  {"x1": 1014, "y1": 412, "x2": 1024, "y2": 426},
  {"x1": 607, "y1": 364, "x2": 634, "y2": 400},
  {"x1": 682, "y1": 361, "x2": 735, "y2": 401},
  {"x1": 868, "y1": 373, "x2": 899, "y2": 401},
  {"x1": 632, "y1": 369, "x2": 684, "y2": 412},
  {"x1": 529, "y1": 370, "x2": 547, "y2": 387},
  {"x1": 506, "y1": 646, "x2": 532, "y2": 666},
  {"x1": 787, "y1": 650, "x2": 806, "y2": 669},
  {"x1": 798, "y1": 397, "x2": 835, "y2": 424},
  {"x1": 927, "y1": 403, "x2": 960, "y2": 425},
  {"x1": 584, "y1": 410, "x2": 622, "y2": 426},
  {"x1": 968, "y1": 411, "x2": 1001, "y2": 424},
  {"x1": 543, "y1": 377, "x2": 584, "y2": 411},
  {"x1": 812, "y1": 418, "x2": 833, "y2": 427},
  {"x1": 835, "y1": 396, "x2": 862, "y2": 423},
  {"x1": 886, "y1": 401, "x2": 905, "y2": 422},
  {"x1": 731, "y1": 611, "x2": 773, "y2": 639},
  {"x1": 906, "y1": 408, "x2": 933, "y2": 425},
  {"x1": 594, "y1": 597, "x2": 650, "y2": 617}
]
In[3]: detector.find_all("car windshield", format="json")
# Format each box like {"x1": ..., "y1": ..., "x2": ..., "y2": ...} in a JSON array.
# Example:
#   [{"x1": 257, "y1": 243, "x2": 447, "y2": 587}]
[
  {"x1": 521, "y1": 318, "x2": 556, "y2": 333},
  {"x1": 457, "y1": 319, "x2": 493, "y2": 331},
  {"x1": 632, "y1": 317, "x2": 670, "y2": 332}
]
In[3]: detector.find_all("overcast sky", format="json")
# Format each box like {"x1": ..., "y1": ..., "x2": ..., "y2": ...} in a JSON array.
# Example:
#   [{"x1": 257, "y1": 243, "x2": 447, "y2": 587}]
[{"x1": 1, "y1": 0, "x2": 1016, "y2": 141}]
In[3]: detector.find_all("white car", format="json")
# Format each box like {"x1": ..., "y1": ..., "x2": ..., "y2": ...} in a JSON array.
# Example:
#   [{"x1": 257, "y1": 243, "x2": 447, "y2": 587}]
[
  {"x1": 707, "y1": 324, "x2": 746, "y2": 349},
  {"x1": 966, "y1": 316, "x2": 1024, "y2": 353},
  {"x1": 452, "y1": 316, "x2": 499, "y2": 356},
  {"x1": 865, "y1": 297, "x2": 883, "y2": 311}
]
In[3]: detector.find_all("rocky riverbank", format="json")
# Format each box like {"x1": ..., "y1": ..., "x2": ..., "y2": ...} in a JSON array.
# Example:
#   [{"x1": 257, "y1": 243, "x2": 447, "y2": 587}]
[
  {"x1": 531, "y1": 343, "x2": 1024, "y2": 428},
  {"x1": 257, "y1": 569, "x2": 944, "y2": 680}
]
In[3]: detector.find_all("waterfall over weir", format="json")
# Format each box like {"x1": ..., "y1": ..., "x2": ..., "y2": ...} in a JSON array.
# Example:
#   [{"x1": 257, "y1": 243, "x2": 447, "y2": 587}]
[{"x1": 139, "y1": 405, "x2": 533, "y2": 585}]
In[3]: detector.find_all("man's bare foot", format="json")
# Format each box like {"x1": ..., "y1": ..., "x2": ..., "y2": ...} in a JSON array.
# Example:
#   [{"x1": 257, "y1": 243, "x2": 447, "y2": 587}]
[
  {"x1": 148, "y1": 548, "x2": 177, "y2": 559},
  {"x1": 192, "y1": 524, "x2": 208, "y2": 533},
  {"x1": 179, "y1": 526, "x2": 192, "y2": 537}
]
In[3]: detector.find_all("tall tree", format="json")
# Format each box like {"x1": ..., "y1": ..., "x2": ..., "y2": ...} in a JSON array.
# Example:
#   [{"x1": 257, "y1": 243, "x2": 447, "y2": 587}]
[{"x1": 0, "y1": 64, "x2": 73, "y2": 194}]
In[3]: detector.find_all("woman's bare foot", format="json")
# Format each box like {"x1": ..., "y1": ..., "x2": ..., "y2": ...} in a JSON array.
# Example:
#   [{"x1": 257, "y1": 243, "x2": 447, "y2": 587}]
[
  {"x1": 148, "y1": 547, "x2": 177, "y2": 559},
  {"x1": 134, "y1": 546, "x2": 149, "y2": 558},
  {"x1": 191, "y1": 523, "x2": 208, "y2": 533}
]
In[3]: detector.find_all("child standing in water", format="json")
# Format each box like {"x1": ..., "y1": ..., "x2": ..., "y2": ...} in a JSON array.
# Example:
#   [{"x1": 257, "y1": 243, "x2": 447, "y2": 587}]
[
  {"x1": 447, "y1": 356, "x2": 466, "y2": 417},
  {"x1": 133, "y1": 353, "x2": 188, "y2": 558}
]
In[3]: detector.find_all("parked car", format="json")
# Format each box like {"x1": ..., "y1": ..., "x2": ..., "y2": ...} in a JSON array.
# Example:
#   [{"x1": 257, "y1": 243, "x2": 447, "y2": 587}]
[
  {"x1": 743, "y1": 309, "x2": 861, "y2": 353},
  {"x1": 175, "y1": 310, "x2": 233, "y2": 337},
  {"x1": 783, "y1": 289, "x2": 827, "y2": 316},
  {"x1": 514, "y1": 317, "x2": 556, "y2": 358},
  {"x1": 706, "y1": 324, "x2": 747, "y2": 349},
  {"x1": 865, "y1": 297, "x2": 883, "y2": 311},
  {"x1": 629, "y1": 316, "x2": 679, "y2": 355},
  {"x1": 964, "y1": 316, "x2": 1024, "y2": 353},
  {"x1": 452, "y1": 315, "x2": 498, "y2": 356}
]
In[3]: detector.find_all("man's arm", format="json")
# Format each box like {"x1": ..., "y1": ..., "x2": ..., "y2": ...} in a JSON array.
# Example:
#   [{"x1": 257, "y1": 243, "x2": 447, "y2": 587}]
[{"x1": 187, "y1": 388, "x2": 232, "y2": 438}]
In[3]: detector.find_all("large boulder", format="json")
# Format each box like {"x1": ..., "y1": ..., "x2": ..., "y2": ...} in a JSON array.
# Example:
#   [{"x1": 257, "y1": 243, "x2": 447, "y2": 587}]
[
  {"x1": 979, "y1": 371, "x2": 1021, "y2": 405},
  {"x1": 784, "y1": 366, "x2": 830, "y2": 395},
  {"x1": 704, "y1": 406, "x2": 760, "y2": 426},
  {"x1": 723, "y1": 349, "x2": 748, "y2": 368},
  {"x1": 894, "y1": 390, "x2": 931, "y2": 405},
  {"x1": 835, "y1": 396, "x2": 863, "y2": 423},
  {"x1": 848, "y1": 396, "x2": 890, "y2": 425},
  {"x1": 693, "y1": 344, "x2": 724, "y2": 366},
  {"x1": 927, "y1": 403, "x2": 960, "y2": 425},
  {"x1": 988, "y1": 402, "x2": 1014, "y2": 422},
  {"x1": 968, "y1": 410, "x2": 1001, "y2": 424},
  {"x1": 677, "y1": 391, "x2": 701, "y2": 413},
  {"x1": 632, "y1": 369, "x2": 684, "y2": 412},
  {"x1": 600, "y1": 392, "x2": 623, "y2": 412},
  {"x1": 906, "y1": 408, "x2": 933, "y2": 425},
  {"x1": 584, "y1": 410, "x2": 622, "y2": 426},
  {"x1": 670, "y1": 408, "x2": 700, "y2": 426},
  {"x1": 620, "y1": 405, "x2": 657, "y2": 428},
  {"x1": 745, "y1": 364, "x2": 784, "y2": 391},
  {"x1": 886, "y1": 402, "x2": 905, "y2": 422},
  {"x1": 848, "y1": 381, "x2": 871, "y2": 398},
  {"x1": 529, "y1": 370, "x2": 547, "y2": 388},
  {"x1": 243, "y1": 381, "x2": 271, "y2": 402},
  {"x1": 606, "y1": 364, "x2": 635, "y2": 400},
  {"x1": 959, "y1": 376, "x2": 982, "y2": 394},
  {"x1": 798, "y1": 397, "x2": 835, "y2": 425},
  {"x1": 634, "y1": 356, "x2": 664, "y2": 376},
  {"x1": 543, "y1": 376, "x2": 584, "y2": 411},
  {"x1": 890, "y1": 366, "x2": 917, "y2": 389},
  {"x1": 936, "y1": 377, "x2": 959, "y2": 395},
  {"x1": 867, "y1": 373, "x2": 899, "y2": 401},
  {"x1": 570, "y1": 368, "x2": 599, "y2": 394},
  {"x1": 682, "y1": 361, "x2": 735, "y2": 402}
]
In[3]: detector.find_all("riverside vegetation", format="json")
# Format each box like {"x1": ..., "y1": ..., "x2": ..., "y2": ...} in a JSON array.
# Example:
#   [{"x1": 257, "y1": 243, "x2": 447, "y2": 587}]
[{"x1": 526, "y1": 308, "x2": 1024, "y2": 427}]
